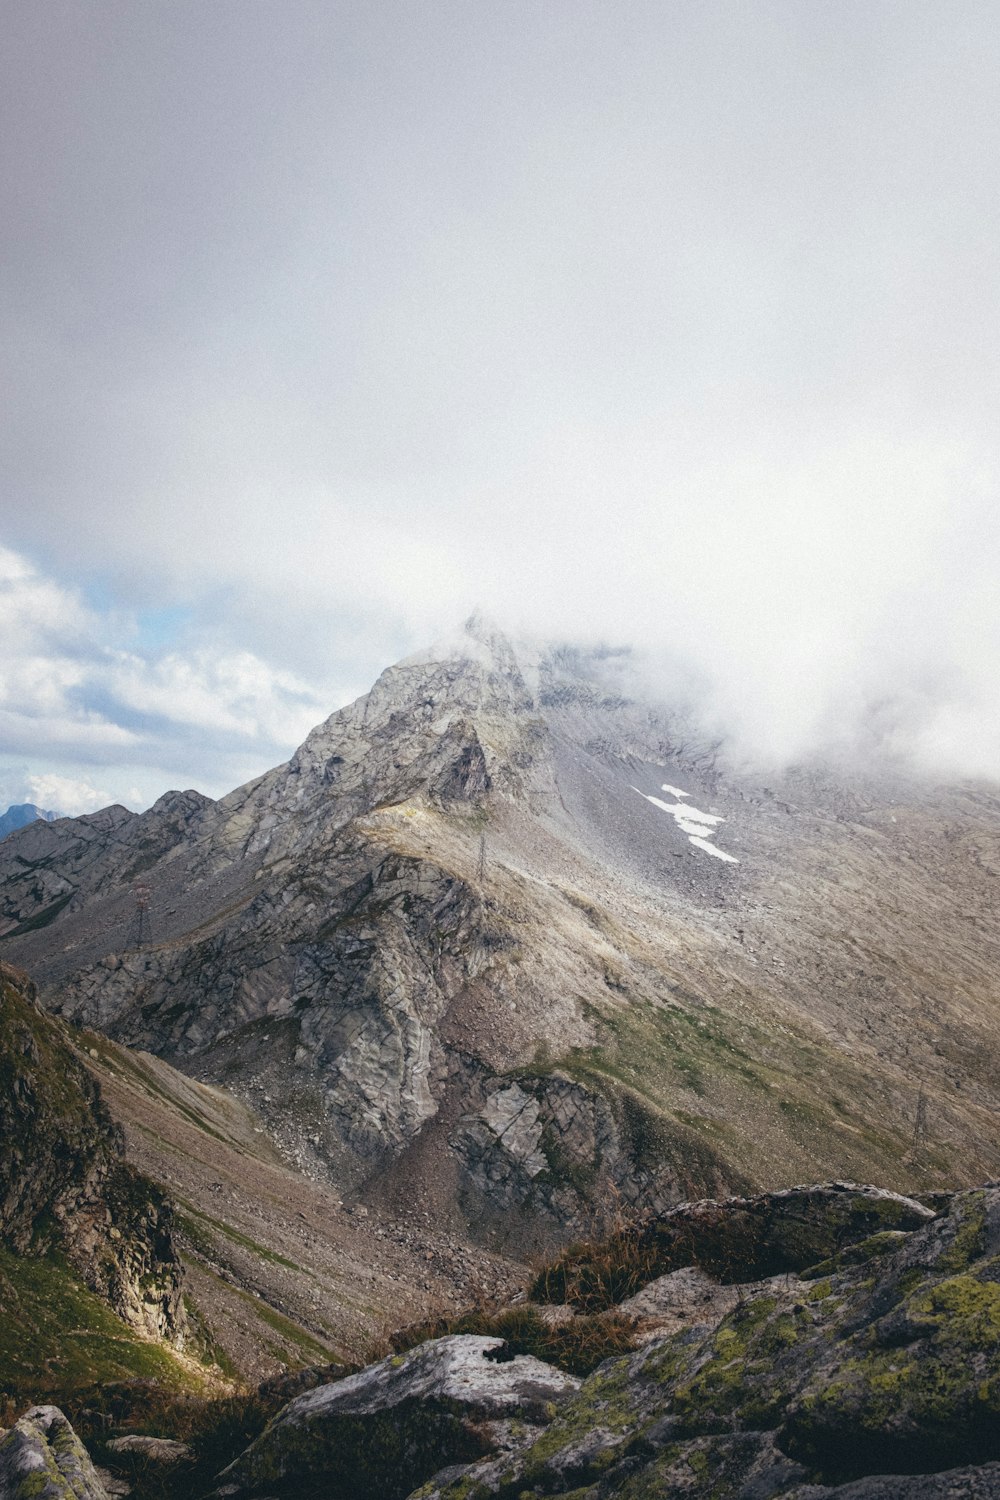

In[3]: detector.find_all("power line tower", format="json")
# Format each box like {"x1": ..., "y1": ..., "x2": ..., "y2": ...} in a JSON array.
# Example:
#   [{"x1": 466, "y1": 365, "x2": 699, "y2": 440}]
[
  {"x1": 131, "y1": 881, "x2": 151, "y2": 950},
  {"x1": 477, "y1": 833, "x2": 486, "y2": 883},
  {"x1": 910, "y1": 1085, "x2": 929, "y2": 1159}
]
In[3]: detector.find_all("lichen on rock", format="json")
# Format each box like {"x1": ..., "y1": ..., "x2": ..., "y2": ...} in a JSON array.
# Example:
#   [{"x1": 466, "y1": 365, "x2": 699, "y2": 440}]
[
  {"x1": 0, "y1": 1405, "x2": 111, "y2": 1499},
  {"x1": 215, "y1": 1334, "x2": 579, "y2": 1499}
]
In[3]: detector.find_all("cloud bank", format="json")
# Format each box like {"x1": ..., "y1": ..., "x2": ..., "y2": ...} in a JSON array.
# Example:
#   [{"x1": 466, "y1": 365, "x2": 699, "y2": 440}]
[{"x1": 2, "y1": 3, "x2": 999, "y2": 804}]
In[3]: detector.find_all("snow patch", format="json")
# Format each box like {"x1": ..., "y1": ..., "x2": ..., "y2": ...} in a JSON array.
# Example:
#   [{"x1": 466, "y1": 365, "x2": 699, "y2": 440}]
[
  {"x1": 688, "y1": 835, "x2": 739, "y2": 863},
  {"x1": 634, "y1": 786, "x2": 739, "y2": 865}
]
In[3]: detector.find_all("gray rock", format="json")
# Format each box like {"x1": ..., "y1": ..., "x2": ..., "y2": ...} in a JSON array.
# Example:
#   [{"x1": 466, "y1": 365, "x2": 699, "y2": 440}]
[
  {"x1": 105, "y1": 1435, "x2": 191, "y2": 1464},
  {"x1": 0, "y1": 1405, "x2": 110, "y2": 1499},
  {"x1": 789, "y1": 1466, "x2": 1000, "y2": 1496},
  {"x1": 216, "y1": 1333, "x2": 579, "y2": 1498},
  {"x1": 616, "y1": 1262, "x2": 738, "y2": 1322}
]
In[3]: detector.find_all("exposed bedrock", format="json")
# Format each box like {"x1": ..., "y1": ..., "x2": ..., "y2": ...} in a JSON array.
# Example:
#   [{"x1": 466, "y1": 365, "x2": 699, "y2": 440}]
[{"x1": 0, "y1": 961, "x2": 185, "y2": 1343}]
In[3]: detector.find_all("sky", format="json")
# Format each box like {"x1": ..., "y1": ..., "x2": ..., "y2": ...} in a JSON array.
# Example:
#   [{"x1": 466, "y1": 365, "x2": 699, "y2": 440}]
[{"x1": 3, "y1": 1, "x2": 1000, "y2": 814}]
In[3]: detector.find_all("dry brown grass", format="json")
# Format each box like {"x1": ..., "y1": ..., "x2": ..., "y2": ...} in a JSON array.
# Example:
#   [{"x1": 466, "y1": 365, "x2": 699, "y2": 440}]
[{"x1": 390, "y1": 1302, "x2": 638, "y2": 1377}]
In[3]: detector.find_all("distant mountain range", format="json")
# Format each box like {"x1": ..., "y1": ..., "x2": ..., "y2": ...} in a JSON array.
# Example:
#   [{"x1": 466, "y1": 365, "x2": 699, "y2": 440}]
[{"x1": 0, "y1": 802, "x2": 58, "y2": 840}]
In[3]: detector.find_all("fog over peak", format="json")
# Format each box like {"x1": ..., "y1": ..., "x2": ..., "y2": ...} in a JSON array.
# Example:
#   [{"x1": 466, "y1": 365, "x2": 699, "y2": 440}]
[{"x1": 2, "y1": 2, "x2": 999, "y2": 808}]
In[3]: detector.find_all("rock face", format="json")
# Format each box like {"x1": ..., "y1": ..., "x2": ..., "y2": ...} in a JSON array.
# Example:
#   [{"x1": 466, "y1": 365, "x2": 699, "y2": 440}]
[
  {"x1": 0, "y1": 1405, "x2": 110, "y2": 1500},
  {"x1": 6, "y1": 621, "x2": 1000, "y2": 1245},
  {"x1": 0, "y1": 803, "x2": 57, "y2": 843},
  {"x1": 420, "y1": 1184, "x2": 1000, "y2": 1498},
  {"x1": 215, "y1": 1334, "x2": 580, "y2": 1498},
  {"x1": 0, "y1": 961, "x2": 184, "y2": 1342}
]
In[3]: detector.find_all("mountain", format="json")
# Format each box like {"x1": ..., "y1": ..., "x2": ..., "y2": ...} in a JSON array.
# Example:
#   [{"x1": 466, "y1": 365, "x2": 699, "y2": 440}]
[
  {"x1": 2, "y1": 619, "x2": 1000, "y2": 1261},
  {"x1": 0, "y1": 802, "x2": 57, "y2": 841}
]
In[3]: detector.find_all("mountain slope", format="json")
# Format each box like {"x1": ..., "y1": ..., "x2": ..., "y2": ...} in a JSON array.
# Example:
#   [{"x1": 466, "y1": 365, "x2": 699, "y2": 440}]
[
  {"x1": 74, "y1": 1020, "x2": 524, "y2": 1380},
  {"x1": 0, "y1": 961, "x2": 193, "y2": 1406},
  {"x1": 2, "y1": 622, "x2": 999, "y2": 1254}
]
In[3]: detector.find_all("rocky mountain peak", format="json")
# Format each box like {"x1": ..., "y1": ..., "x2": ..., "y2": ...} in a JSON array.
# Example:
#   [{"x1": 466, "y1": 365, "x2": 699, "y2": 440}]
[
  {"x1": 232, "y1": 619, "x2": 547, "y2": 861},
  {"x1": 4, "y1": 628, "x2": 1000, "y2": 1272}
]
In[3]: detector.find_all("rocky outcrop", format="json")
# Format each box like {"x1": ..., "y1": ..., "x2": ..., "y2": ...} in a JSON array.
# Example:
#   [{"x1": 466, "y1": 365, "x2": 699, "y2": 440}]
[
  {"x1": 421, "y1": 1184, "x2": 1000, "y2": 1497},
  {"x1": 0, "y1": 961, "x2": 184, "y2": 1342},
  {"x1": 533, "y1": 1182, "x2": 936, "y2": 1307},
  {"x1": 0, "y1": 1405, "x2": 111, "y2": 1499},
  {"x1": 214, "y1": 1334, "x2": 580, "y2": 1498},
  {"x1": 452, "y1": 1073, "x2": 742, "y2": 1238}
]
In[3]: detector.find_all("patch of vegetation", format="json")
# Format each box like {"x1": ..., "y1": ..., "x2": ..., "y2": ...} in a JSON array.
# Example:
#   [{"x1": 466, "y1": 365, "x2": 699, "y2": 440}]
[
  {"x1": 516, "y1": 1354, "x2": 637, "y2": 1478},
  {"x1": 390, "y1": 1304, "x2": 638, "y2": 1378},
  {"x1": 783, "y1": 1270, "x2": 1000, "y2": 1478},
  {"x1": 530, "y1": 1224, "x2": 662, "y2": 1313},
  {"x1": 248, "y1": 1296, "x2": 333, "y2": 1363},
  {"x1": 182, "y1": 1296, "x2": 240, "y2": 1381},
  {"x1": 531, "y1": 1190, "x2": 929, "y2": 1312},
  {"x1": 85, "y1": 1386, "x2": 289, "y2": 1500},
  {"x1": 934, "y1": 1191, "x2": 987, "y2": 1274},
  {"x1": 186, "y1": 1260, "x2": 334, "y2": 1366},
  {"x1": 0, "y1": 1245, "x2": 188, "y2": 1408},
  {"x1": 176, "y1": 1203, "x2": 302, "y2": 1272},
  {"x1": 802, "y1": 1229, "x2": 910, "y2": 1280}
]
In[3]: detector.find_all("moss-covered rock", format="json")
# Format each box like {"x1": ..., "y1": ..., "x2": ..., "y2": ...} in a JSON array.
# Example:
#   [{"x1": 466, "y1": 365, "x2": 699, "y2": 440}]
[
  {"x1": 215, "y1": 1335, "x2": 579, "y2": 1499},
  {"x1": 0, "y1": 1405, "x2": 111, "y2": 1498},
  {"x1": 417, "y1": 1185, "x2": 1000, "y2": 1498},
  {"x1": 532, "y1": 1181, "x2": 934, "y2": 1310}
]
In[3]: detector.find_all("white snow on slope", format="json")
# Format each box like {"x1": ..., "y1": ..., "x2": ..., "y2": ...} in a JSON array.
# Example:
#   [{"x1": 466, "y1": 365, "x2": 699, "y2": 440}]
[
  {"x1": 633, "y1": 784, "x2": 739, "y2": 864},
  {"x1": 688, "y1": 834, "x2": 739, "y2": 863}
]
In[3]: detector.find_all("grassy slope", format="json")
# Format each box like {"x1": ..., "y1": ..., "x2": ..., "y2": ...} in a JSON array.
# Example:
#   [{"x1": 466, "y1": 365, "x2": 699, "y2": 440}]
[{"x1": 0, "y1": 1246, "x2": 195, "y2": 1413}]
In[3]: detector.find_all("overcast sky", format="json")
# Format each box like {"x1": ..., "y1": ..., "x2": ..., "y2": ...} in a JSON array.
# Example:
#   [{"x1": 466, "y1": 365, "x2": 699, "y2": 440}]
[{"x1": 3, "y1": 1, "x2": 999, "y2": 813}]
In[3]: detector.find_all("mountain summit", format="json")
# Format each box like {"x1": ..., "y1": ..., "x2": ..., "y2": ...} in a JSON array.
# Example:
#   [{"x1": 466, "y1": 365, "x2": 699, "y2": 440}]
[{"x1": 2, "y1": 622, "x2": 999, "y2": 1252}]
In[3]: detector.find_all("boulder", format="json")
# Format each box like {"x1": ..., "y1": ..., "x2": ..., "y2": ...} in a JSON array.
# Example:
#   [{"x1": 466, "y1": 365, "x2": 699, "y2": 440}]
[
  {"x1": 106, "y1": 1434, "x2": 191, "y2": 1464},
  {"x1": 215, "y1": 1334, "x2": 579, "y2": 1498},
  {"x1": 0, "y1": 1405, "x2": 110, "y2": 1499}
]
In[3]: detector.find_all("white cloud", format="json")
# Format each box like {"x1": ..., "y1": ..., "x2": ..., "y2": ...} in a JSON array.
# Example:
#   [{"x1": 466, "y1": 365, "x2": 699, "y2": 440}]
[
  {"x1": 4, "y1": 6, "x2": 1000, "y2": 794},
  {"x1": 0, "y1": 546, "x2": 343, "y2": 809},
  {"x1": 26, "y1": 772, "x2": 111, "y2": 816},
  {"x1": 105, "y1": 648, "x2": 328, "y2": 744}
]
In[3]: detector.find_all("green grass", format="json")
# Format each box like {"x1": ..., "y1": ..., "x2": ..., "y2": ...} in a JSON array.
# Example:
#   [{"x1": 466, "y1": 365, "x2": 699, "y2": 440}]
[
  {"x1": 0, "y1": 1245, "x2": 188, "y2": 1405},
  {"x1": 176, "y1": 1203, "x2": 302, "y2": 1272}
]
